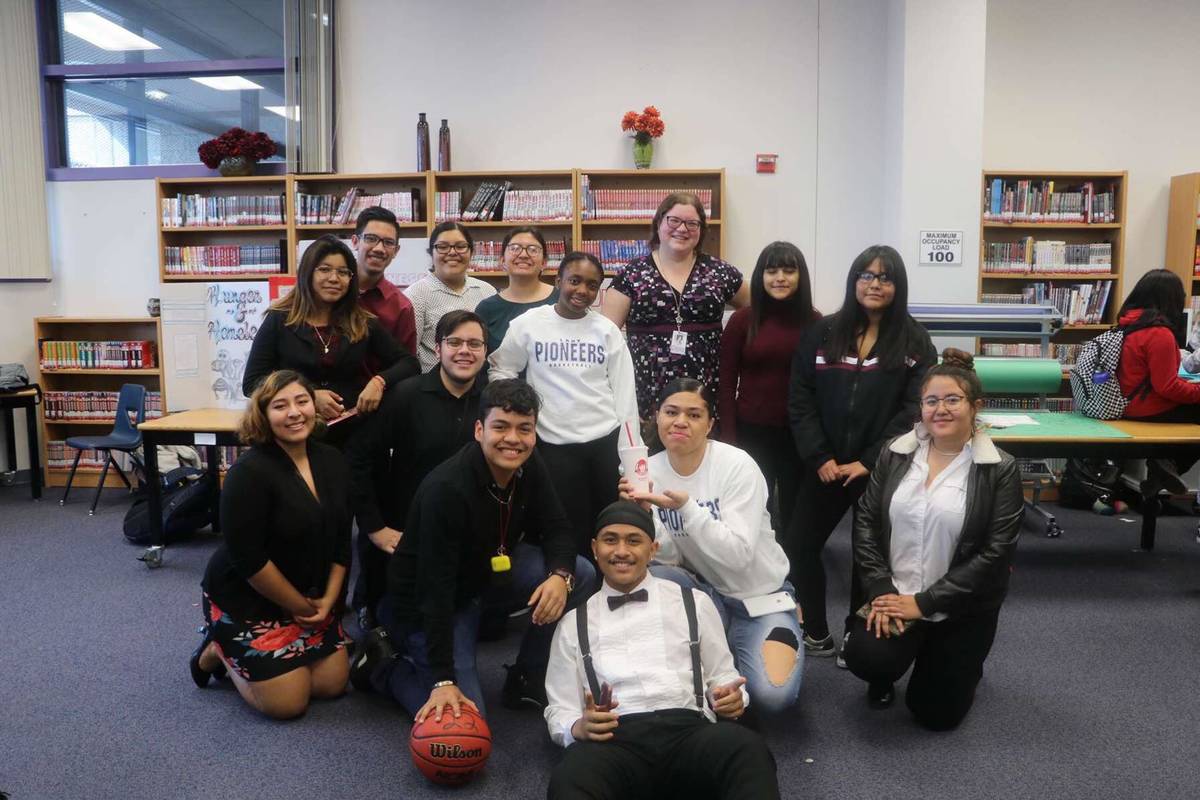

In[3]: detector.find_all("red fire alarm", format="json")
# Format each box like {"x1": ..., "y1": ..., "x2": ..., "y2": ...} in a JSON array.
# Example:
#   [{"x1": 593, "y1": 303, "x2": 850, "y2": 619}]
[{"x1": 756, "y1": 153, "x2": 778, "y2": 174}]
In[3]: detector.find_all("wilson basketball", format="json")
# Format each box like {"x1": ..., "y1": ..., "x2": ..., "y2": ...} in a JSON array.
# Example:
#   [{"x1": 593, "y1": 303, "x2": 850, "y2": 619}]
[{"x1": 410, "y1": 707, "x2": 492, "y2": 785}]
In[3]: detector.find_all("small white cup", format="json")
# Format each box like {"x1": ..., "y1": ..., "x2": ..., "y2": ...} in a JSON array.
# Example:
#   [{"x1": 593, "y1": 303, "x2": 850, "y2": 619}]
[{"x1": 619, "y1": 445, "x2": 651, "y2": 494}]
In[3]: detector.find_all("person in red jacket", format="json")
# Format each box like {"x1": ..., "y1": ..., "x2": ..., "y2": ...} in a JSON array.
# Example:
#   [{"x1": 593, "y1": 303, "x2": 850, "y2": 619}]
[{"x1": 1116, "y1": 269, "x2": 1200, "y2": 491}]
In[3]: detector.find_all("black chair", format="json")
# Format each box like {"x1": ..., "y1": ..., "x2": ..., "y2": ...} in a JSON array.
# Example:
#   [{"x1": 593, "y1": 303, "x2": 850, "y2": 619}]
[{"x1": 61, "y1": 383, "x2": 145, "y2": 515}]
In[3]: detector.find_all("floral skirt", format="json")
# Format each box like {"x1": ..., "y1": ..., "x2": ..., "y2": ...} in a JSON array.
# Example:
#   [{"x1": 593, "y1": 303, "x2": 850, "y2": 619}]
[{"x1": 202, "y1": 593, "x2": 349, "y2": 683}]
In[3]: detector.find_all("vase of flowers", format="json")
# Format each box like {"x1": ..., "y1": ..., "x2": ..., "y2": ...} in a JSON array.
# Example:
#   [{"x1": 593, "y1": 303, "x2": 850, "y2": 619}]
[
  {"x1": 620, "y1": 106, "x2": 665, "y2": 169},
  {"x1": 198, "y1": 128, "x2": 278, "y2": 176}
]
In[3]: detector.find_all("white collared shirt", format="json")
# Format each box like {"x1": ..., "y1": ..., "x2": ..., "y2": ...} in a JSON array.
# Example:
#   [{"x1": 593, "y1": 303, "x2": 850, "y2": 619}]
[
  {"x1": 887, "y1": 438, "x2": 972, "y2": 622},
  {"x1": 543, "y1": 574, "x2": 747, "y2": 748},
  {"x1": 403, "y1": 273, "x2": 496, "y2": 371}
]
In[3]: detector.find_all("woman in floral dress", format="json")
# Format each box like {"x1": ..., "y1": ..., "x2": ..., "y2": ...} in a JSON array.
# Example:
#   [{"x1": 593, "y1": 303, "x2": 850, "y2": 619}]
[{"x1": 602, "y1": 192, "x2": 749, "y2": 422}]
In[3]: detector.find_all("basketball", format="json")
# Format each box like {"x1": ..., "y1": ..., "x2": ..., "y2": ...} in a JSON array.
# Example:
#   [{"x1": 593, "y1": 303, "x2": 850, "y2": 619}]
[{"x1": 409, "y1": 707, "x2": 492, "y2": 785}]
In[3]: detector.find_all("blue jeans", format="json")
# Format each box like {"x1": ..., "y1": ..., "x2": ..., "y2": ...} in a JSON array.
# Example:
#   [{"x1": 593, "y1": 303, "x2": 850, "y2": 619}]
[
  {"x1": 374, "y1": 542, "x2": 596, "y2": 718},
  {"x1": 649, "y1": 563, "x2": 803, "y2": 716}
]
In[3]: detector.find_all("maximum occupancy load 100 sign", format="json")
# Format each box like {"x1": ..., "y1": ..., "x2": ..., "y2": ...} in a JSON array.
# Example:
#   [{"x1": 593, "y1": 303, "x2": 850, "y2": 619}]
[{"x1": 918, "y1": 230, "x2": 963, "y2": 266}]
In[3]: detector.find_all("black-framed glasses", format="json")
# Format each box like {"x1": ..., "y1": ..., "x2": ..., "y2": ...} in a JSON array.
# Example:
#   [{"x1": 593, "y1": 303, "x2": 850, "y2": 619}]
[
  {"x1": 442, "y1": 336, "x2": 486, "y2": 351},
  {"x1": 361, "y1": 233, "x2": 399, "y2": 249},
  {"x1": 506, "y1": 243, "x2": 544, "y2": 256},
  {"x1": 920, "y1": 394, "x2": 965, "y2": 410},
  {"x1": 855, "y1": 271, "x2": 894, "y2": 286},
  {"x1": 433, "y1": 241, "x2": 471, "y2": 254},
  {"x1": 663, "y1": 215, "x2": 701, "y2": 232},
  {"x1": 314, "y1": 265, "x2": 353, "y2": 280}
]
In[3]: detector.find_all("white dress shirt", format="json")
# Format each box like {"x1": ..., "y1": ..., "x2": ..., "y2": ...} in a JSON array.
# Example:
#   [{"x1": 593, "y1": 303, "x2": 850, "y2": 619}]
[
  {"x1": 887, "y1": 438, "x2": 972, "y2": 622},
  {"x1": 544, "y1": 574, "x2": 748, "y2": 748}
]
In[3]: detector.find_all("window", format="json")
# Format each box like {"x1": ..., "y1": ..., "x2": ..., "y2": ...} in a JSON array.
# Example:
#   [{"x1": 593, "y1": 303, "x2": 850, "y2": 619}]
[{"x1": 41, "y1": 0, "x2": 289, "y2": 178}]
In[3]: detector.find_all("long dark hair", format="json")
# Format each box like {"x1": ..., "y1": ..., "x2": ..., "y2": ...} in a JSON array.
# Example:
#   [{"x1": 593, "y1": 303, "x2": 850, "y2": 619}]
[
  {"x1": 748, "y1": 241, "x2": 815, "y2": 341},
  {"x1": 271, "y1": 234, "x2": 371, "y2": 342},
  {"x1": 1118, "y1": 268, "x2": 1185, "y2": 340},
  {"x1": 825, "y1": 244, "x2": 917, "y2": 370}
]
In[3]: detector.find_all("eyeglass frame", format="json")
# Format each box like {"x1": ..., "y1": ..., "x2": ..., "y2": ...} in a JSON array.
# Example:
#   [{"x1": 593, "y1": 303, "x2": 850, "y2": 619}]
[
  {"x1": 663, "y1": 215, "x2": 702, "y2": 232},
  {"x1": 359, "y1": 232, "x2": 399, "y2": 249},
  {"x1": 919, "y1": 394, "x2": 967, "y2": 410},
  {"x1": 440, "y1": 336, "x2": 486, "y2": 352},
  {"x1": 433, "y1": 241, "x2": 472, "y2": 254},
  {"x1": 855, "y1": 270, "x2": 895, "y2": 286},
  {"x1": 314, "y1": 264, "x2": 354, "y2": 280},
  {"x1": 506, "y1": 243, "x2": 545, "y2": 256}
]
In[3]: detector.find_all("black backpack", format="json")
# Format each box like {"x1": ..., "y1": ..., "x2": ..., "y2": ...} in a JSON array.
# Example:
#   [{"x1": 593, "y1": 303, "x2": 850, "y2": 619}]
[{"x1": 122, "y1": 466, "x2": 216, "y2": 545}]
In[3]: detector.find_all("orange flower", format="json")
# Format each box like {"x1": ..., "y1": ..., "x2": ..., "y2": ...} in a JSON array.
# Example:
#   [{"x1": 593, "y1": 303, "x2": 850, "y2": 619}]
[
  {"x1": 643, "y1": 106, "x2": 660, "y2": 117},
  {"x1": 620, "y1": 111, "x2": 639, "y2": 131},
  {"x1": 249, "y1": 623, "x2": 302, "y2": 652}
]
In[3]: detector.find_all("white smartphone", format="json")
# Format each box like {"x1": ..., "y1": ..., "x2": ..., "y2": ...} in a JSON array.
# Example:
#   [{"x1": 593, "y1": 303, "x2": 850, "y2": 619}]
[{"x1": 741, "y1": 591, "x2": 795, "y2": 619}]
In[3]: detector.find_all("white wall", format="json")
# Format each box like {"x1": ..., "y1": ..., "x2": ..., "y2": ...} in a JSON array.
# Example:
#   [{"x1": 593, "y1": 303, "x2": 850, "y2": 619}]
[{"x1": 984, "y1": 0, "x2": 1200, "y2": 294}]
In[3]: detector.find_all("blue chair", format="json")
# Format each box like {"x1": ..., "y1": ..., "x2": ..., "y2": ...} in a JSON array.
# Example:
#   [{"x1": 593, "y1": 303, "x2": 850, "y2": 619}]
[{"x1": 61, "y1": 383, "x2": 145, "y2": 516}]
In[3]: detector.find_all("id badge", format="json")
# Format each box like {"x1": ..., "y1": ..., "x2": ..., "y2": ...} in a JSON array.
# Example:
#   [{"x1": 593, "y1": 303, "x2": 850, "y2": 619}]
[
  {"x1": 491, "y1": 554, "x2": 512, "y2": 573},
  {"x1": 670, "y1": 330, "x2": 688, "y2": 356}
]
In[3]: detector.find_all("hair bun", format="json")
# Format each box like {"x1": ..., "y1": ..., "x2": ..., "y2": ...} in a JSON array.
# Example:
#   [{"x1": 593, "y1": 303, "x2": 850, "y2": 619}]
[{"x1": 940, "y1": 347, "x2": 975, "y2": 371}]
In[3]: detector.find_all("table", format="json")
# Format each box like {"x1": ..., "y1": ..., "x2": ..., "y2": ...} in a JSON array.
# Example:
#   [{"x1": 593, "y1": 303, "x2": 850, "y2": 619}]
[
  {"x1": 0, "y1": 387, "x2": 43, "y2": 500},
  {"x1": 138, "y1": 408, "x2": 242, "y2": 567},
  {"x1": 989, "y1": 415, "x2": 1200, "y2": 551}
]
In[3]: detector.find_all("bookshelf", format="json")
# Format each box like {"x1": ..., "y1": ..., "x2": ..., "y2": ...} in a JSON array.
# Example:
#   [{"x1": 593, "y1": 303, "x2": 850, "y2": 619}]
[
  {"x1": 1164, "y1": 172, "x2": 1200, "y2": 313},
  {"x1": 977, "y1": 170, "x2": 1127, "y2": 383},
  {"x1": 34, "y1": 317, "x2": 165, "y2": 489}
]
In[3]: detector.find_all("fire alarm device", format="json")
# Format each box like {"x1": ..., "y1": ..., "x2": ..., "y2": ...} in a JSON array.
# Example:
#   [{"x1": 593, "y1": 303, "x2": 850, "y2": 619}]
[{"x1": 756, "y1": 154, "x2": 778, "y2": 174}]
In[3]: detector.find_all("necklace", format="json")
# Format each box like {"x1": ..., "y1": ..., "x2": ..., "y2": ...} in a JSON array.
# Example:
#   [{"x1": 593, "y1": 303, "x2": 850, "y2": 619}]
[
  {"x1": 930, "y1": 440, "x2": 967, "y2": 457},
  {"x1": 311, "y1": 324, "x2": 333, "y2": 355}
]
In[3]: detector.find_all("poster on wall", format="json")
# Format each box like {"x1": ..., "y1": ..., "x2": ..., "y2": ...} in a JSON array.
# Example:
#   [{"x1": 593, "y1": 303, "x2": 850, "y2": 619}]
[{"x1": 159, "y1": 282, "x2": 270, "y2": 411}]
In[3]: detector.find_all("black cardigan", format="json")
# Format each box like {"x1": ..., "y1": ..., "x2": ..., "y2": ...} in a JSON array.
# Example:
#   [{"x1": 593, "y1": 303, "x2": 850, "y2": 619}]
[
  {"x1": 242, "y1": 310, "x2": 419, "y2": 406},
  {"x1": 201, "y1": 441, "x2": 352, "y2": 621}
]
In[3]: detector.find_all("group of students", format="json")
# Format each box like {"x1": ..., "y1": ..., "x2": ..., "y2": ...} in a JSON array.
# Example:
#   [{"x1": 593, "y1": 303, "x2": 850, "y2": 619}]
[{"x1": 184, "y1": 193, "x2": 1200, "y2": 798}]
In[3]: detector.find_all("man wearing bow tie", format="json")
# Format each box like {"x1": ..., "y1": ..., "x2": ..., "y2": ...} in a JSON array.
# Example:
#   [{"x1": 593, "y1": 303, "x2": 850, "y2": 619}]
[{"x1": 544, "y1": 501, "x2": 781, "y2": 799}]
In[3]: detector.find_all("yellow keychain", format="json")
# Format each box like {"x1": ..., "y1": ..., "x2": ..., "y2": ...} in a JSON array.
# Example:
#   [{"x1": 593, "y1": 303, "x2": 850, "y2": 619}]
[{"x1": 491, "y1": 550, "x2": 511, "y2": 573}]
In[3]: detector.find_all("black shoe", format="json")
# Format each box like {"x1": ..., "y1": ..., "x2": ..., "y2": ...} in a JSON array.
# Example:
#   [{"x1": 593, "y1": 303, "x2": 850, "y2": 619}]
[
  {"x1": 350, "y1": 626, "x2": 395, "y2": 694},
  {"x1": 867, "y1": 682, "x2": 895, "y2": 709},
  {"x1": 189, "y1": 629, "x2": 221, "y2": 688},
  {"x1": 356, "y1": 606, "x2": 377, "y2": 634},
  {"x1": 1148, "y1": 459, "x2": 1188, "y2": 495},
  {"x1": 501, "y1": 663, "x2": 547, "y2": 710}
]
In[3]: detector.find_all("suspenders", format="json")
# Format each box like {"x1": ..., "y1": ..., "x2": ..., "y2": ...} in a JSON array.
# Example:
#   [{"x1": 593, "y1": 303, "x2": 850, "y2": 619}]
[{"x1": 576, "y1": 583, "x2": 704, "y2": 710}]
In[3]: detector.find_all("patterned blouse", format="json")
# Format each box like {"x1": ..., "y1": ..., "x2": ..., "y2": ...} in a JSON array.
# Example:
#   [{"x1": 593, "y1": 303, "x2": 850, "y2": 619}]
[{"x1": 610, "y1": 252, "x2": 743, "y2": 419}]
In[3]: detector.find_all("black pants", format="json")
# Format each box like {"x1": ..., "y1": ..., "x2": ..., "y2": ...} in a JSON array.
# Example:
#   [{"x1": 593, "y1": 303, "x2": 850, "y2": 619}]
[
  {"x1": 842, "y1": 607, "x2": 1001, "y2": 731},
  {"x1": 781, "y1": 468, "x2": 867, "y2": 641},
  {"x1": 538, "y1": 429, "x2": 620, "y2": 558},
  {"x1": 1127, "y1": 404, "x2": 1200, "y2": 473},
  {"x1": 547, "y1": 709, "x2": 780, "y2": 800},
  {"x1": 737, "y1": 421, "x2": 801, "y2": 535},
  {"x1": 351, "y1": 448, "x2": 394, "y2": 615}
]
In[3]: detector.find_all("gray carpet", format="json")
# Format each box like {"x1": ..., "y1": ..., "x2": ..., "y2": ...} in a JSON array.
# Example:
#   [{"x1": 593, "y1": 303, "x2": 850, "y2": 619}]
[{"x1": 1, "y1": 485, "x2": 1197, "y2": 800}]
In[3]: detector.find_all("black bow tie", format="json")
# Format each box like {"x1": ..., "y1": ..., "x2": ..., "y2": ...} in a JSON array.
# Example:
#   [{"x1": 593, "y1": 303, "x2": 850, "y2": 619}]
[{"x1": 607, "y1": 588, "x2": 649, "y2": 611}]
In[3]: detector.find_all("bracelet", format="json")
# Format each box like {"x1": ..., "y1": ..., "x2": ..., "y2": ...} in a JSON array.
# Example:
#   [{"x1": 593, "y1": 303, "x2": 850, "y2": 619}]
[
  {"x1": 370, "y1": 375, "x2": 386, "y2": 389},
  {"x1": 432, "y1": 680, "x2": 455, "y2": 689},
  {"x1": 551, "y1": 569, "x2": 575, "y2": 594}
]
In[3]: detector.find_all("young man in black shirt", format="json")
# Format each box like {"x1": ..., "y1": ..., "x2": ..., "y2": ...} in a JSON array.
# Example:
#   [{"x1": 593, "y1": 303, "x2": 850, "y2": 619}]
[
  {"x1": 355, "y1": 379, "x2": 596, "y2": 719},
  {"x1": 346, "y1": 310, "x2": 488, "y2": 629}
]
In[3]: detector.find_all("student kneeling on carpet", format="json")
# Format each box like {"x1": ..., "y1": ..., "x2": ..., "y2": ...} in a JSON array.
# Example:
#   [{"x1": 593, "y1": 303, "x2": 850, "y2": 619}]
[
  {"x1": 544, "y1": 500, "x2": 780, "y2": 800},
  {"x1": 352, "y1": 379, "x2": 595, "y2": 720},
  {"x1": 842, "y1": 349, "x2": 1022, "y2": 729},
  {"x1": 190, "y1": 369, "x2": 352, "y2": 719}
]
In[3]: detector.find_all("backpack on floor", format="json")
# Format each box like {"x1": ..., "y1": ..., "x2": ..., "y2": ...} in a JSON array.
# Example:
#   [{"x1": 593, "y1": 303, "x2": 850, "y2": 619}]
[
  {"x1": 122, "y1": 466, "x2": 215, "y2": 545},
  {"x1": 1068, "y1": 327, "x2": 1150, "y2": 419},
  {"x1": 1058, "y1": 457, "x2": 1124, "y2": 508}
]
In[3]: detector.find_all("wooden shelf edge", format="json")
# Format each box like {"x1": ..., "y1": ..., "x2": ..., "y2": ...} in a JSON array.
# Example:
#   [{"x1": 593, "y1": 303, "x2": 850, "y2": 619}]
[
  {"x1": 981, "y1": 273, "x2": 1119, "y2": 280},
  {"x1": 36, "y1": 317, "x2": 157, "y2": 324},
  {"x1": 982, "y1": 221, "x2": 1121, "y2": 229},
  {"x1": 40, "y1": 369, "x2": 162, "y2": 376},
  {"x1": 163, "y1": 274, "x2": 284, "y2": 282},
  {"x1": 161, "y1": 225, "x2": 287, "y2": 232}
]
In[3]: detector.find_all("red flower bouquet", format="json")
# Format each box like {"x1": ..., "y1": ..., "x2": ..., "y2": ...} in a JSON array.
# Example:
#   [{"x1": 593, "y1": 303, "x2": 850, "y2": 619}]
[
  {"x1": 620, "y1": 106, "x2": 666, "y2": 144},
  {"x1": 197, "y1": 127, "x2": 278, "y2": 169}
]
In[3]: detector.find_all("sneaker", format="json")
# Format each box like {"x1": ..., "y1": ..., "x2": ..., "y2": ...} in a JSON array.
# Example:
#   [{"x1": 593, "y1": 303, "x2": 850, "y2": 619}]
[
  {"x1": 349, "y1": 627, "x2": 395, "y2": 694},
  {"x1": 835, "y1": 632, "x2": 850, "y2": 670},
  {"x1": 867, "y1": 681, "x2": 895, "y2": 709},
  {"x1": 1148, "y1": 459, "x2": 1188, "y2": 495},
  {"x1": 501, "y1": 663, "x2": 547, "y2": 710},
  {"x1": 356, "y1": 606, "x2": 376, "y2": 634},
  {"x1": 802, "y1": 633, "x2": 835, "y2": 657}
]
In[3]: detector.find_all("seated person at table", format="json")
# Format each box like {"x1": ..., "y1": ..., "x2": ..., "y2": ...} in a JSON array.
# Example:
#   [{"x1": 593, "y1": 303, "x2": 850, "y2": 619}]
[
  {"x1": 351, "y1": 379, "x2": 596, "y2": 718},
  {"x1": 1116, "y1": 269, "x2": 1200, "y2": 491},
  {"x1": 842, "y1": 350, "x2": 1022, "y2": 729},
  {"x1": 346, "y1": 310, "x2": 488, "y2": 631},
  {"x1": 619, "y1": 378, "x2": 802, "y2": 716},
  {"x1": 189, "y1": 369, "x2": 351, "y2": 720},
  {"x1": 544, "y1": 501, "x2": 780, "y2": 800}
]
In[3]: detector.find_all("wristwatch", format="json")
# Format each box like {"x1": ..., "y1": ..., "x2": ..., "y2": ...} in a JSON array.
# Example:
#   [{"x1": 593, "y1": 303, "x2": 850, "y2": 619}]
[{"x1": 550, "y1": 568, "x2": 575, "y2": 594}]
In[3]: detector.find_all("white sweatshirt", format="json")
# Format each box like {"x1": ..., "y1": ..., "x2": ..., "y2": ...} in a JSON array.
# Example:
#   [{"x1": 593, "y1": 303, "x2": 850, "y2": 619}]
[
  {"x1": 488, "y1": 305, "x2": 641, "y2": 446},
  {"x1": 648, "y1": 440, "x2": 790, "y2": 600}
]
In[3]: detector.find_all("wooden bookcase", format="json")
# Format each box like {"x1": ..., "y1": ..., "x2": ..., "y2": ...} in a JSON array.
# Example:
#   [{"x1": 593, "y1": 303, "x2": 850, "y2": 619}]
[
  {"x1": 34, "y1": 317, "x2": 165, "y2": 488},
  {"x1": 977, "y1": 170, "x2": 1127, "y2": 384},
  {"x1": 291, "y1": 171, "x2": 430, "y2": 256},
  {"x1": 1164, "y1": 172, "x2": 1200, "y2": 309}
]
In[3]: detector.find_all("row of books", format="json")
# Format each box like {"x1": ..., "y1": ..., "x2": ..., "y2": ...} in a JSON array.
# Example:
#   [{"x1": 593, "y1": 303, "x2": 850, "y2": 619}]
[
  {"x1": 435, "y1": 191, "x2": 461, "y2": 222},
  {"x1": 40, "y1": 340, "x2": 157, "y2": 370},
  {"x1": 983, "y1": 397, "x2": 1074, "y2": 412},
  {"x1": 46, "y1": 441, "x2": 137, "y2": 471},
  {"x1": 164, "y1": 245, "x2": 282, "y2": 276},
  {"x1": 197, "y1": 446, "x2": 245, "y2": 472},
  {"x1": 1014, "y1": 281, "x2": 1113, "y2": 325},
  {"x1": 980, "y1": 342, "x2": 1082, "y2": 365},
  {"x1": 983, "y1": 179, "x2": 1117, "y2": 223},
  {"x1": 468, "y1": 239, "x2": 569, "y2": 271},
  {"x1": 581, "y1": 239, "x2": 650, "y2": 271},
  {"x1": 43, "y1": 391, "x2": 164, "y2": 422},
  {"x1": 1193, "y1": 244, "x2": 1200, "y2": 273},
  {"x1": 162, "y1": 194, "x2": 285, "y2": 227},
  {"x1": 294, "y1": 190, "x2": 419, "y2": 224},
  {"x1": 982, "y1": 240, "x2": 1113, "y2": 273},
  {"x1": 581, "y1": 183, "x2": 714, "y2": 220}
]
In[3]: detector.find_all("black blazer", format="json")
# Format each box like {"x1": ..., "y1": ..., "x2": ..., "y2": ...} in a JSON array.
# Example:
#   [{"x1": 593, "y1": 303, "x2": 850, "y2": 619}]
[{"x1": 242, "y1": 310, "x2": 419, "y2": 406}]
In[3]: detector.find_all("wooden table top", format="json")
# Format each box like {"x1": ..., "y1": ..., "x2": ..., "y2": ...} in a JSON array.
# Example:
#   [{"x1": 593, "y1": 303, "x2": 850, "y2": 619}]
[
  {"x1": 0, "y1": 387, "x2": 40, "y2": 400},
  {"x1": 139, "y1": 408, "x2": 243, "y2": 433},
  {"x1": 995, "y1": 419, "x2": 1200, "y2": 444}
]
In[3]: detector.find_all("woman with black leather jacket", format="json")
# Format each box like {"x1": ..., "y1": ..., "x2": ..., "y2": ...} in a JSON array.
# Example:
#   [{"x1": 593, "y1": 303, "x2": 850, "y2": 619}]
[{"x1": 842, "y1": 349, "x2": 1023, "y2": 729}]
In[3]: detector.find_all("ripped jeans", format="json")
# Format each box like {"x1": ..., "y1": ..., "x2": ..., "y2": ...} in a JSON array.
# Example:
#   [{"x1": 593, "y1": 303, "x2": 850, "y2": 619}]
[{"x1": 649, "y1": 564, "x2": 804, "y2": 716}]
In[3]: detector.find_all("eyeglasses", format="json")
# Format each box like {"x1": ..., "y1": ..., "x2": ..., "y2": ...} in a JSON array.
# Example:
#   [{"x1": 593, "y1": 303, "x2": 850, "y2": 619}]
[
  {"x1": 506, "y1": 243, "x2": 544, "y2": 256},
  {"x1": 856, "y1": 271, "x2": 894, "y2": 286},
  {"x1": 433, "y1": 241, "x2": 471, "y2": 254},
  {"x1": 663, "y1": 215, "x2": 701, "y2": 232},
  {"x1": 314, "y1": 265, "x2": 353, "y2": 280},
  {"x1": 361, "y1": 233, "x2": 399, "y2": 249},
  {"x1": 441, "y1": 336, "x2": 486, "y2": 351},
  {"x1": 920, "y1": 394, "x2": 965, "y2": 410}
]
